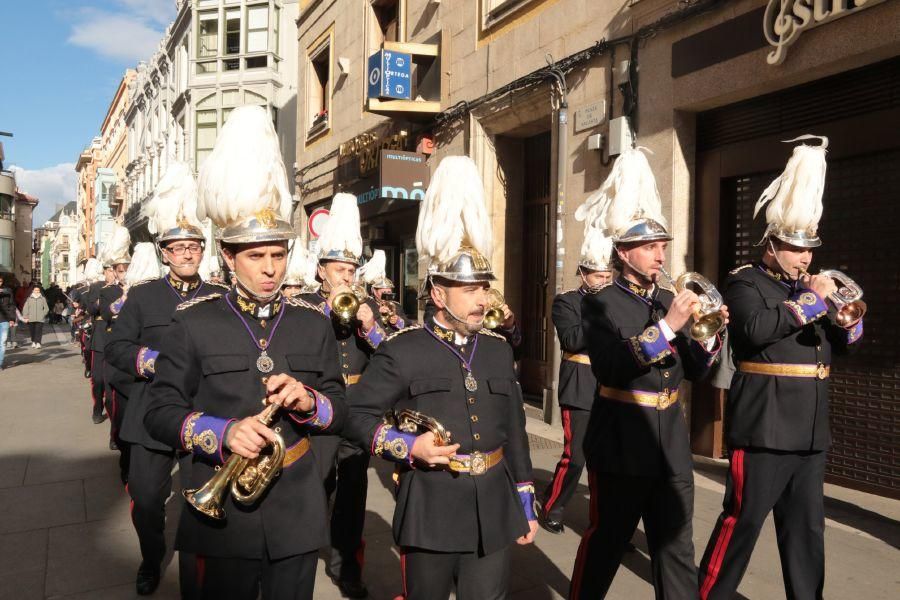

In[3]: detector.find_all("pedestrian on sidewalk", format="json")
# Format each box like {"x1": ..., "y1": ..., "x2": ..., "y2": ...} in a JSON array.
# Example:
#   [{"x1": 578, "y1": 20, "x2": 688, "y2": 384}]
[
  {"x1": 22, "y1": 286, "x2": 49, "y2": 349},
  {"x1": 0, "y1": 274, "x2": 16, "y2": 369}
]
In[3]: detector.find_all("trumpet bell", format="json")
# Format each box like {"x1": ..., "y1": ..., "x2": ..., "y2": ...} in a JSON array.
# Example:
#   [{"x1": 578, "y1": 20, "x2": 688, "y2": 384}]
[
  {"x1": 836, "y1": 300, "x2": 867, "y2": 328},
  {"x1": 182, "y1": 454, "x2": 247, "y2": 520},
  {"x1": 690, "y1": 313, "x2": 726, "y2": 343},
  {"x1": 483, "y1": 307, "x2": 504, "y2": 330},
  {"x1": 332, "y1": 293, "x2": 360, "y2": 323}
]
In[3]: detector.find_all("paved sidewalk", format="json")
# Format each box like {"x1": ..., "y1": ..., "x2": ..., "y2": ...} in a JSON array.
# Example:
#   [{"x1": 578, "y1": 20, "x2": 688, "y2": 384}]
[{"x1": 0, "y1": 324, "x2": 897, "y2": 599}]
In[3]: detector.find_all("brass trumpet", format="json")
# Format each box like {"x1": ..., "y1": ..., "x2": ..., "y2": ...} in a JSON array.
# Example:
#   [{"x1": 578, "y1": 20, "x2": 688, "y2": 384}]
[
  {"x1": 183, "y1": 402, "x2": 286, "y2": 520},
  {"x1": 658, "y1": 267, "x2": 727, "y2": 342},
  {"x1": 377, "y1": 298, "x2": 398, "y2": 326},
  {"x1": 483, "y1": 289, "x2": 506, "y2": 330},
  {"x1": 798, "y1": 268, "x2": 867, "y2": 327},
  {"x1": 389, "y1": 409, "x2": 452, "y2": 446},
  {"x1": 332, "y1": 284, "x2": 369, "y2": 325}
]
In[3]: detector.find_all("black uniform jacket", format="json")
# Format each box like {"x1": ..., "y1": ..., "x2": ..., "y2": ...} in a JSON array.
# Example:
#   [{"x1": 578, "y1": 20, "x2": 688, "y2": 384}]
[
  {"x1": 582, "y1": 279, "x2": 720, "y2": 477},
  {"x1": 299, "y1": 292, "x2": 386, "y2": 384},
  {"x1": 98, "y1": 283, "x2": 131, "y2": 395},
  {"x1": 83, "y1": 281, "x2": 106, "y2": 351},
  {"x1": 144, "y1": 289, "x2": 347, "y2": 560},
  {"x1": 554, "y1": 288, "x2": 597, "y2": 411},
  {"x1": 724, "y1": 264, "x2": 863, "y2": 452},
  {"x1": 344, "y1": 317, "x2": 533, "y2": 555},
  {"x1": 105, "y1": 276, "x2": 223, "y2": 450}
]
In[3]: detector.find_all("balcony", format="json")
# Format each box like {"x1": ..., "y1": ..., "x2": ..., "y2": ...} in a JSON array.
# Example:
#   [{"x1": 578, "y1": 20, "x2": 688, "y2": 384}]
[{"x1": 365, "y1": 41, "x2": 442, "y2": 120}]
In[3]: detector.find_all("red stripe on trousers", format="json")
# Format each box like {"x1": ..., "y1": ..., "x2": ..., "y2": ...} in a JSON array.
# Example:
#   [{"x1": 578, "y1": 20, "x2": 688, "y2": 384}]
[
  {"x1": 195, "y1": 555, "x2": 206, "y2": 589},
  {"x1": 396, "y1": 549, "x2": 407, "y2": 600},
  {"x1": 355, "y1": 538, "x2": 367, "y2": 572},
  {"x1": 544, "y1": 408, "x2": 573, "y2": 515},
  {"x1": 90, "y1": 351, "x2": 100, "y2": 406},
  {"x1": 699, "y1": 449, "x2": 746, "y2": 600},
  {"x1": 569, "y1": 469, "x2": 600, "y2": 599}
]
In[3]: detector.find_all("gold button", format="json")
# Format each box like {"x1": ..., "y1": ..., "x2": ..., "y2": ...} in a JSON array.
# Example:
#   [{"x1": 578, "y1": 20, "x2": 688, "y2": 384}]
[
  {"x1": 343, "y1": 364, "x2": 349, "y2": 368},
  {"x1": 473, "y1": 433, "x2": 480, "y2": 440},
  {"x1": 663, "y1": 371, "x2": 670, "y2": 378},
  {"x1": 471, "y1": 415, "x2": 478, "y2": 423},
  {"x1": 816, "y1": 346, "x2": 822, "y2": 351},
  {"x1": 342, "y1": 352, "x2": 348, "y2": 357},
  {"x1": 468, "y1": 398, "x2": 475, "y2": 405}
]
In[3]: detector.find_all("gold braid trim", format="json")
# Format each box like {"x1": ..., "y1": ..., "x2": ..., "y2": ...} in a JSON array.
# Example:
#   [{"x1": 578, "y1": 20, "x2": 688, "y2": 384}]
[{"x1": 175, "y1": 293, "x2": 222, "y2": 311}]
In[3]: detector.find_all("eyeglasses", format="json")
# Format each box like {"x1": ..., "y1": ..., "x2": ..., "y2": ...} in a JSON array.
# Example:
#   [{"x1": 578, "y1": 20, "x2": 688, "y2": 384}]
[{"x1": 165, "y1": 244, "x2": 204, "y2": 256}]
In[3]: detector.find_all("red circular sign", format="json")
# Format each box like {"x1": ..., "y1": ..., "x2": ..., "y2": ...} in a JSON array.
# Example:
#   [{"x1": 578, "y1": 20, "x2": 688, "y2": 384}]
[{"x1": 308, "y1": 208, "x2": 330, "y2": 238}]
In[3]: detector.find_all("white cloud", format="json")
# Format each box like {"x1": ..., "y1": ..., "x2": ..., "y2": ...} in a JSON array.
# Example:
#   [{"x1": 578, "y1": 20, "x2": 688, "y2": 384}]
[
  {"x1": 115, "y1": 0, "x2": 176, "y2": 27},
  {"x1": 68, "y1": 12, "x2": 166, "y2": 63},
  {"x1": 8, "y1": 163, "x2": 78, "y2": 226}
]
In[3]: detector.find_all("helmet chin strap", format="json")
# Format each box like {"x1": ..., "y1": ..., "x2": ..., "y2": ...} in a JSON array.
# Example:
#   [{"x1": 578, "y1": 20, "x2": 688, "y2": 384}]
[
  {"x1": 435, "y1": 285, "x2": 483, "y2": 332},
  {"x1": 233, "y1": 271, "x2": 285, "y2": 303},
  {"x1": 621, "y1": 257, "x2": 655, "y2": 286},
  {"x1": 768, "y1": 239, "x2": 803, "y2": 281}
]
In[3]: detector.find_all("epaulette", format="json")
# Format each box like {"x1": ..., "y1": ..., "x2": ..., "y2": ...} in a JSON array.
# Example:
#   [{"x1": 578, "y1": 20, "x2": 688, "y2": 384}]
[
  {"x1": 205, "y1": 281, "x2": 230, "y2": 290},
  {"x1": 128, "y1": 279, "x2": 154, "y2": 289},
  {"x1": 385, "y1": 323, "x2": 422, "y2": 342},
  {"x1": 284, "y1": 296, "x2": 326, "y2": 315},
  {"x1": 175, "y1": 293, "x2": 222, "y2": 311},
  {"x1": 102, "y1": 283, "x2": 115, "y2": 289},
  {"x1": 729, "y1": 264, "x2": 753, "y2": 275},
  {"x1": 478, "y1": 328, "x2": 507, "y2": 340}
]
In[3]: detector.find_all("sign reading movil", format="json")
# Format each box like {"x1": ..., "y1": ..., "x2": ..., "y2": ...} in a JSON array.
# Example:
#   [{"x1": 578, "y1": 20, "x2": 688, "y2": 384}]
[{"x1": 764, "y1": 0, "x2": 887, "y2": 65}]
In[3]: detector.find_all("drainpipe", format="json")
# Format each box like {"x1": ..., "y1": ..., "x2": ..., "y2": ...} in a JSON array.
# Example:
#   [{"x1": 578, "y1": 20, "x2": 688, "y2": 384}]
[{"x1": 546, "y1": 57, "x2": 568, "y2": 426}]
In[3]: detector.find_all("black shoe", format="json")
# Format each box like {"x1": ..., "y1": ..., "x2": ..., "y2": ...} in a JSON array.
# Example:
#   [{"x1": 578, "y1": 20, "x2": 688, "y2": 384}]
[
  {"x1": 109, "y1": 440, "x2": 118, "y2": 451},
  {"x1": 335, "y1": 579, "x2": 368, "y2": 598},
  {"x1": 135, "y1": 562, "x2": 161, "y2": 596},
  {"x1": 92, "y1": 414, "x2": 107, "y2": 424},
  {"x1": 539, "y1": 516, "x2": 565, "y2": 534}
]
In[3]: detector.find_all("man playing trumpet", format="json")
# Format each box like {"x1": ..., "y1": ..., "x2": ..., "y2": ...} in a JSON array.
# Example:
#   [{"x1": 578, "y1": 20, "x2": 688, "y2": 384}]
[
  {"x1": 570, "y1": 148, "x2": 726, "y2": 599},
  {"x1": 144, "y1": 106, "x2": 345, "y2": 599},
  {"x1": 698, "y1": 136, "x2": 863, "y2": 600}
]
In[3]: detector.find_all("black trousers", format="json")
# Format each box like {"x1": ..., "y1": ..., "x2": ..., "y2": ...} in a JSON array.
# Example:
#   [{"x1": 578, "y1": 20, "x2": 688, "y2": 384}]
[
  {"x1": 698, "y1": 449, "x2": 826, "y2": 600},
  {"x1": 570, "y1": 470, "x2": 697, "y2": 600},
  {"x1": 541, "y1": 406, "x2": 590, "y2": 521},
  {"x1": 313, "y1": 434, "x2": 370, "y2": 583},
  {"x1": 128, "y1": 445, "x2": 176, "y2": 568},
  {"x1": 28, "y1": 321, "x2": 43, "y2": 343},
  {"x1": 195, "y1": 550, "x2": 317, "y2": 600},
  {"x1": 401, "y1": 545, "x2": 510, "y2": 600},
  {"x1": 90, "y1": 351, "x2": 105, "y2": 418}
]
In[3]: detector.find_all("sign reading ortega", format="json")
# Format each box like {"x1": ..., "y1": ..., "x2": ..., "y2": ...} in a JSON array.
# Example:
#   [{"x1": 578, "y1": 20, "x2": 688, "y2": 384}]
[
  {"x1": 367, "y1": 50, "x2": 412, "y2": 100},
  {"x1": 764, "y1": 0, "x2": 887, "y2": 65}
]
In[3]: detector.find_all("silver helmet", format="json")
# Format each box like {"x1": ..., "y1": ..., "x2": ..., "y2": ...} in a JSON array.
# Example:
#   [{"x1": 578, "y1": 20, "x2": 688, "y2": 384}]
[
  {"x1": 217, "y1": 209, "x2": 295, "y2": 245},
  {"x1": 428, "y1": 245, "x2": 496, "y2": 284},
  {"x1": 615, "y1": 218, "x2": 672, "y2": 245}
]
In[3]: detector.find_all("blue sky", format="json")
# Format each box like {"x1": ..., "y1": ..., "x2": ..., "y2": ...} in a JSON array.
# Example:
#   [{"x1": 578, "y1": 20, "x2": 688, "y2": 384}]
[{"x1": 0, "y1": 0, "x2": 176, "y2": 224}]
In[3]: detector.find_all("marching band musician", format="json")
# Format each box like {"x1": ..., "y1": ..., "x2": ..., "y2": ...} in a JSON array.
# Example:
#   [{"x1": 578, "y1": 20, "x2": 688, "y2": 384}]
[
  {"x1": 280, "y1": 239, "x2": 311, "y2": 299},
  {"x1": 698, "y1": 136, "x2": 863, "y2": 600},
  {"x1": 84, "y1": 257, "x2": 115, "y2": 424},
  {"x1": 105, "y1": 163, "x2": 220, "y2": 596},
  {"x1": 538, "y1": 222, "x2": 613, "y2": 534},
  {"x1": 569, "y1": 148, "x2": 726, "y2": 599},
  {"x1": 299, "y1": 193, "x2": 386, "y2": 599},
  {"x1": 344, "y1": 156, "x2": 537, "y2": 600},
  {"x1": 358, "y1": 249, "x2": 410, "y2": 331},
  {"x1": 143, "y1": 106, "x2": 346, "y2": 599},
  {"x1": 96, "y1": 225, "x2": 132, "y2": 455}
]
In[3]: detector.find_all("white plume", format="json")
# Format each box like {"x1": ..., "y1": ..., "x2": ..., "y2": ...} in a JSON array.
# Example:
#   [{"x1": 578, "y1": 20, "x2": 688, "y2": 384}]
[
  {"x1": 358, "y1": 249, "x2": 387, "y2": 284},
  {"x1": 416, "y1": 155, "x2": 492, "y2": 264},
  {"x1": 198, "y1": 255, "x2": 213, "y2": 280},
  {"x1": 754, "y1": 135, "x2": 828, "y2": 235},
  {"x1": 574, "y1": 147, "x2": 667, "y2": 238},
  {"x1": 285, "y1": 240, "x2": 309, "y2": 281},
  {"x1": 104, "y1": 224, "x2": 132, "y2": 264},
  {"x1": 317, "y1": 193, "x2": 362, "y2": 259},
  {"x1": 84, "y1": 258, "x2": 103, "y2": 281},
  {"x1": 125, "y1": 243, "x2": 160, "y2": 285},
  {"x1": 580, "y1": 224, "x2": 614, "y2": 268},
  {"x1": 302, "y1": 251, "x2": 320, "y2": 288},
  {"x1": 143, "y1": 161, "x2": 202, "y2": 236},
  {"x1": 196, "y1": 106, "x2": 293, "y2": 229}
]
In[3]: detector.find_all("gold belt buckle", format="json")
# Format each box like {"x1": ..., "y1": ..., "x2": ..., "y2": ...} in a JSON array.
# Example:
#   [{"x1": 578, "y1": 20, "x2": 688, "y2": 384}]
[
  {"x1": 469, "y1": 451, "x2": 487, "y2": 475},
  {"x1": 657, "y1": 390, "x2": 670, "y2": 411},
  {"x1": 816, "y1": 363, "x2": 828, "y2": 380}
]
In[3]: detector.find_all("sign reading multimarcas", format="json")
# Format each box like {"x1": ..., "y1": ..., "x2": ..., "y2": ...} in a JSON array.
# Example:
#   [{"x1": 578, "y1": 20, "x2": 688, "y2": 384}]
[
  {"x1": 355, "y1": 150, "x2": 429, "y2": 205},
  {"x1": 764, "y1": 0, "x2": 887, "y2": 65},
  {"x1": 367, "y1": 50, "x2": 412, "y2": 100}
]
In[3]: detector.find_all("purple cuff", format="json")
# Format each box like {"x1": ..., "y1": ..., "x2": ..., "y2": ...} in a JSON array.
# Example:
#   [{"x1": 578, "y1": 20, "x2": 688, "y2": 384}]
[
  {"x1": 362, "y1": 323, "x2": 386, "y2": 349},
  {"x1": 180, "y1": 412, "x2": 234, "y2": 464},
  {"x1": 136, "y1": 346, "x2": 158, "y2": 379},
  {"x1": 392, "y1": 316, "x2": 406, "y2": 330},
  {"x1": 847, "y1": 320, "x2": 863, "y2": 344},
  {"x1": 784, "y1": 290, "x2": 828, "y2": 326},
  {"x1": 372, "y1": 424, "x2": 417, "y2": 464},
  {"x1": 628, "y1": 324, "x2": 674, "y2": 366},
  {"x1": 110, "y1": 295, "x2": 126, "y2": 315},
  {"x1": 289, "y1": 387, "x2": 334, "y2": 430},
  {"x1": 517, "y1": 482, "x2": 537, "y2": 521}
]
